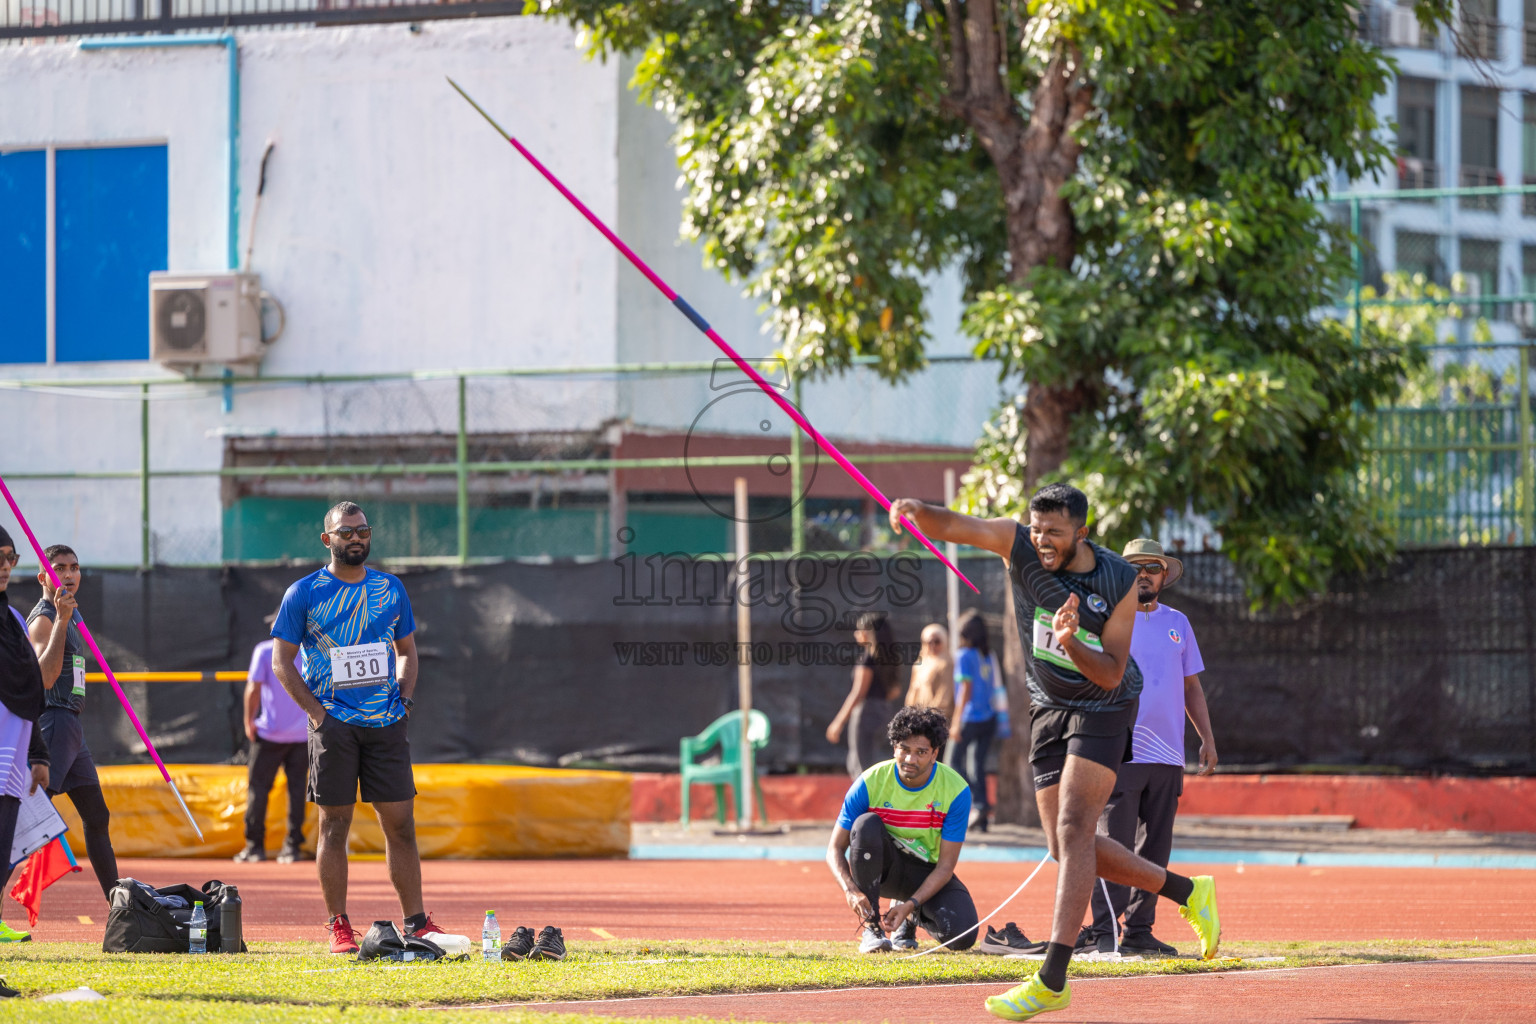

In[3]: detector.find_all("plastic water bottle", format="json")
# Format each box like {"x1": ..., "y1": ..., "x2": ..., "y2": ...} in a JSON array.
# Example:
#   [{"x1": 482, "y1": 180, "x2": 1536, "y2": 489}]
[
  {"x1": 188, "y1": 901, "x2": 207, "y2": 955},
  {"x1": 482, "y1": 910, "x2": 500, "y2": 961}
]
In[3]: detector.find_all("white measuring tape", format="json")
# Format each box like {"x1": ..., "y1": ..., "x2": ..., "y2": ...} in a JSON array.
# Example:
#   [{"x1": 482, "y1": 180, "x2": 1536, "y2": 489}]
[{"x1": 896, "y1": 850, "x2": 1053, "y2": 960}]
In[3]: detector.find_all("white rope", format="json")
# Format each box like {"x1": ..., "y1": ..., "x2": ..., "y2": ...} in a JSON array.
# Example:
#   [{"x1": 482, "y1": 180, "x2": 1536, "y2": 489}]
[
  {"x1": 896, "y1": 850, "x2": 1053, "y2": 960},
  {"x1": 1099, "y1": 877, "x2": 1121, "y2": 955}
]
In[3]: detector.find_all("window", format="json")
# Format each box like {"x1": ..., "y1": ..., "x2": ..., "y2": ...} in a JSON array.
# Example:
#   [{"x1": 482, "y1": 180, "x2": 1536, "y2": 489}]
[
  {"x1": 1460, "y1": 86, "x2": 1502, "y2": 210},
  {"x1": 1459, "y1": 238, "x2": 1502, "y2": 320},
  {"x1": 1395, "y1": 231, "x2": 1444, "y2": 286},
  {"x1": 1525, "y1": 94, "x2": 1536, "y2": 215},
  {"x1": 0, "y1": 150, "x2": 47, "y2": 364},
  {"x1": 1397, "y1": 77, "x2": 1438, "y2": 191},
  {"x1": 1526, "y1": 0, "x2": 1536, "y2": 65},
  {"x1": 0, "y1": 144, "x2": 167, "y2": 364},
  {"x1": 1521, "y1": 246, "x2": 1536, "y2": 335},
  {"x1": 1460, "y1": 0, "x2": 1502, "y2": 60}
]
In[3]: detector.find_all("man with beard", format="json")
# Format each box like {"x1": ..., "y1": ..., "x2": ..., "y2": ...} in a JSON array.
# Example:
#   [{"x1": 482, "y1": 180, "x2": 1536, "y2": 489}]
[
  {"x1": 1079, "y1": 539, "x2": 1217, "y2": 957},
  {"x1": 270, "y1": 501, "x2": 441, "y2": 954},
  {"x1": 0, "y1": 526, "x2": 50, "y2": 947},
  {"x1": 888, "y1": 485, "x2": 1220, "y2": 1021}
]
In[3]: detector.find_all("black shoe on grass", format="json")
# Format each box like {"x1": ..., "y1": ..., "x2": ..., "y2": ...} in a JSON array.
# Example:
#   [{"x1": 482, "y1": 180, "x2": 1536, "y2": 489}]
[
  {"x1": 532, "y1": 926, "x2": 565, "y2": 961},
  {"x1": 1120, "y1": 933, "x2": 1179, "y2": 957},
  {"x1": 500, "y1": 926, "x2": 536, "y2": 961}
]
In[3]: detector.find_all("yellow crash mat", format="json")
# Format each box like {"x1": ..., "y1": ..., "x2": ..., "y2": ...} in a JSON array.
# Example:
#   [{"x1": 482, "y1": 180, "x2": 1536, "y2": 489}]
[{"x1": 54, "y1": 764, "x2": 629, "y2": 860}]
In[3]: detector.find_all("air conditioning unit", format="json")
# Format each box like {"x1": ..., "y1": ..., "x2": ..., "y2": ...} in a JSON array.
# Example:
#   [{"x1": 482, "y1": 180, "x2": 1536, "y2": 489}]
[
  {"x1": 1387, "y1": 5, "x2": 1421, "y2": 47},
  {"x1": 149, "y1": 271, "x2": 265, "y2": 367}
]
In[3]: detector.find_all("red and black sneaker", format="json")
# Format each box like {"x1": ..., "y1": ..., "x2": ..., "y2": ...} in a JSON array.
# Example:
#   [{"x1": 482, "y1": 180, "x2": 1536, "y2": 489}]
[
  {"x1": 328, "y1": 915, "x2": 360, "y2": 955},
  {"x1": 408, "y1": 913, "x2": 447, "y2": 941}
]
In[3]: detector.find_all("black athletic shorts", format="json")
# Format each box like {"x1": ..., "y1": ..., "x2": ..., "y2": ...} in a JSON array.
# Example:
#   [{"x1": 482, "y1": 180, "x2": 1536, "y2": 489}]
[
  {"x1": 40, "y1": 707, "x2": 101, "y2": 794},
  {"x1": 307, "y1": 713, "x2": 417, "y2": 806},
  {"x1": 1028, "y1": 702, "x2": 1136, "y2": 791}
]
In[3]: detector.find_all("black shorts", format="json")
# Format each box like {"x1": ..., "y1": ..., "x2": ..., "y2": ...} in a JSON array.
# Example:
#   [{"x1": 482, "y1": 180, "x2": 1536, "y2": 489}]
[
  {"x1": 39, "y1": 708, "x2": 101, "y2": 794},
  {"x1": 1028, "y1": 702, "x2": 1136, "y2": 791},
  {"x1": 307, "y1": 713, "x2": 417, "y2": 806}
]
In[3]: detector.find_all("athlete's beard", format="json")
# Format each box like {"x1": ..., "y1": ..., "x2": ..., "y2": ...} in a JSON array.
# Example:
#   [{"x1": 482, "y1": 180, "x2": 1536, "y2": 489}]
[
  {"x1": 1137, "y1": 579, "x2": 1161, "y2": 605},
  {"x1": 333, "y1": 542, "x2": 370, "y2": 567}
]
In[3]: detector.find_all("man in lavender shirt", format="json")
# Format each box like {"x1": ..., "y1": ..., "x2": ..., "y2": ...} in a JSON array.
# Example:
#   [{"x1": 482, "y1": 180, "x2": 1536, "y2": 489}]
[
  {"x1": 1080, "y1": 539, "x2": 1218, "y2": 957},
  {"x1": 237, "y1": 613, "x2": 310, "y2": 863}
]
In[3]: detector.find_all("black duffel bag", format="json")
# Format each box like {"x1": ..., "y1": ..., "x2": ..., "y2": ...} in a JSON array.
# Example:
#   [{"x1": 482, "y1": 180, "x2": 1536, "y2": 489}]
[{"x1": 103, "y1": 878, "x2": 246, "y2": 953}]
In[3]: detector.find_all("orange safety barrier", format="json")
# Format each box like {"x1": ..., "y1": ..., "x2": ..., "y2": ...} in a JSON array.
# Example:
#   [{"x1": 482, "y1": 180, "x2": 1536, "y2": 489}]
[{"x1": 59, "y1": 764, "x2": 630, "y2": 859}]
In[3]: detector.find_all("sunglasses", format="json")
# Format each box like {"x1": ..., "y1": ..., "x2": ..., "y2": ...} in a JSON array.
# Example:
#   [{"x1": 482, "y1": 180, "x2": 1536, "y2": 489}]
[
  {"x1": 0, "y1": 552, "x2": 18, "y2": 567},
  {"x1": 330, "y1": 527, "x2": 373, "y2": 541},
  {"x1": 1133, "y1": 562, "x2": 1166, "y2": 576}
]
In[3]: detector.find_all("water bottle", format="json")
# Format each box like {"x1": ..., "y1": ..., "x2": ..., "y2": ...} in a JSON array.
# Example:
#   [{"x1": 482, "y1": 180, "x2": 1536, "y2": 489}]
[
  {"x1": 482, "y1": 910, "x2": 500, "y2": 961},
  {"x1": 188, "y1": 901, "x2": 207, "y2": 955}
]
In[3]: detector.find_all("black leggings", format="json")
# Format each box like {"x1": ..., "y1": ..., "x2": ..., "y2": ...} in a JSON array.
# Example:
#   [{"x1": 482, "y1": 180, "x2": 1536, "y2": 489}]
[
  {"x1": 847, "y1": 812, "x2": 978, "y2": 949},
  {"x1": 65, "y1": 784, "x2": 118, "y2": 900},
  {"x1": 0, "y1": 795, "x2": 18, "y2": 918}
]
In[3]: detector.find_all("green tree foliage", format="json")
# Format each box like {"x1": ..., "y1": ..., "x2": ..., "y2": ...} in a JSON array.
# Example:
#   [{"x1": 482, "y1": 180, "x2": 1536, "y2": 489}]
[{"x1": 535, "y1": 0, "x2": 1452, "y2": 603}]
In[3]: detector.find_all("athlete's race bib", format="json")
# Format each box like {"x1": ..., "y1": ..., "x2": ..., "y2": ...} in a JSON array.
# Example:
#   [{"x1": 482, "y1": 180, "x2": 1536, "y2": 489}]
[
  {"x1": 71, "y1": 654, "x2": 86, "y2": 697},
  {"x1": 329, "y1": 642, "x2": 392, "y2": 691},
  {"x1": 1031, "y1": 606, "x2": 1104, "y2": 671}
]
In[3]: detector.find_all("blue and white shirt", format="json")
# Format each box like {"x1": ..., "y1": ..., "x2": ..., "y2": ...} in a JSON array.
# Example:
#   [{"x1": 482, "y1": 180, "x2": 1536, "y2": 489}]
[{"x1": 271, "y1": 567, "x2": 415, "y2": 727}]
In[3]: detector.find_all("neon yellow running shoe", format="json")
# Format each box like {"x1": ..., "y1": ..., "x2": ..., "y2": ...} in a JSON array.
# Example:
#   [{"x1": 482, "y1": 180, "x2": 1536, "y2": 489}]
[
  {"x1": 984, "y1": 974, "x2": 1070, "y2": 1021},
  {"x1": 1179, "y1": 875, "x2": 1221, "y2": 960},
  {"x1": 0, "y1": 921, "x2": 31, "y2": 942}
]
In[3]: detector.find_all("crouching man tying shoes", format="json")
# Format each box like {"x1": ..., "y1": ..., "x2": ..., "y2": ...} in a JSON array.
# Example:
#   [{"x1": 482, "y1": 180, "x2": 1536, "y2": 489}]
[{"x1": 826, "y1": 706, "x2": 1036, "y2": 955}]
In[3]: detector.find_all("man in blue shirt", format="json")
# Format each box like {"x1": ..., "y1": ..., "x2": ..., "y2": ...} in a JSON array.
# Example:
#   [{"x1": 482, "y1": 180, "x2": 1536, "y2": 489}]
[{"x1": 271, "y1": 501, "x2": 441, "y2": 955}]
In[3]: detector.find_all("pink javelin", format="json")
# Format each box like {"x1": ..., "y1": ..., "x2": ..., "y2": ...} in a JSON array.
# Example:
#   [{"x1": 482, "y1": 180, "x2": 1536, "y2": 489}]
[
  {"x1": 447, "y1": 79, "x2": 978, "y2": 594},
  {"x1": 0, "y1": 476, "x2": 203, "y2": 840}
]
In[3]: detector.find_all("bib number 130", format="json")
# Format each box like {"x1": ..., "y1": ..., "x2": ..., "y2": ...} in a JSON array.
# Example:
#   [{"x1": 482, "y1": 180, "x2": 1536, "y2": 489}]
[{"x1": 330, "y1": 642, "x2": 392, "y2": 690}]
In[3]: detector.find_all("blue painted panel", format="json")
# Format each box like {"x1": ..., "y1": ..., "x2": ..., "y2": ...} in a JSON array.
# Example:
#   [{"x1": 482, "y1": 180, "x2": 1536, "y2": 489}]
[
  {"x1": 0, "y1": 150, "x2": 48, "y2": 364},
  {"x1": 56, "y1": 145, "x2": 168, "y2": 362}
]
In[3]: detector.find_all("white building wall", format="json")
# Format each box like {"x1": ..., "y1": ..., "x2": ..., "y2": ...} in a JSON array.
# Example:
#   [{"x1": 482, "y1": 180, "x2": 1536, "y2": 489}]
[{"x1": 0, "y1": 17, "x2": 996, "y2": 567}]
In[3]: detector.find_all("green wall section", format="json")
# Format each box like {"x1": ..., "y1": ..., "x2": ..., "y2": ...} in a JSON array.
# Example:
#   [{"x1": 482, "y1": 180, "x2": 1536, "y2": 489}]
[
  {"x1": 223, "y1": 497, "x2": 611, "y2": 562},
  {"x1": 223, "y1": 498, "x2": 737, "y2": 561}
]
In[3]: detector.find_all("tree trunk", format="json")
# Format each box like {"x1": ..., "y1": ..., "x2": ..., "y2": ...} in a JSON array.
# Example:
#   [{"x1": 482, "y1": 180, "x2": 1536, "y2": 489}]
[{"x1": 940, "y1": 11, "x2": 1095, "y2": 828}]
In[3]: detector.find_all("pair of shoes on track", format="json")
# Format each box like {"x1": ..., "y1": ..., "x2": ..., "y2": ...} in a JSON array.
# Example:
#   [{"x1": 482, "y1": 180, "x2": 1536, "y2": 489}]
[
  {"x1": 234, "y1": 840, "x2": 306, "y2": 864},
  {"x1": 978, "y1": 922, "x2": 1046, "y2": 956},
  {"x1": 984, "y1": 875, "x2": 1222, "y2": 1021},
  {"x1": 500, "y1": 925, "x2": 566, "y2": 961},
  {"x1": 329, "y1": 912, "x2": 453, "y2": 956}
]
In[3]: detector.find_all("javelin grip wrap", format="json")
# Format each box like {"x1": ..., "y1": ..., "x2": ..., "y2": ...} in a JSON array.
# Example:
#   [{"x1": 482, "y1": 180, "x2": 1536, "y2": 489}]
[{"x1": 671, "y1": 296, "x2": 712, "y2": 333}]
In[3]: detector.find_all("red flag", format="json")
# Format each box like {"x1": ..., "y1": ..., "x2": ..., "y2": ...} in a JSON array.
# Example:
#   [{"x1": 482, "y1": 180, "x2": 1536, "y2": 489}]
[{"x1": 8, "y1": 837, "x2": 81, "y2": 927}]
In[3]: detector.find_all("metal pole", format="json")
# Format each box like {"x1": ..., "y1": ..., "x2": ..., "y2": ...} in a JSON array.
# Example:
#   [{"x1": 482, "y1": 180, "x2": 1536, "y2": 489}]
[
  {"x1": 943, "y1": 468, "x2": 959, "y2": 767},
  {"x1": 790, "y1": 375, "x2": 804, "y2": 553},
  {"x1": 456, "y1": 375, "x2": 469, "y2": 566},
  {"x1": 734, "y1": 477, "x2": 753, "y2": 828},
  {"x1": 1521, "y1": 346, "x2": 1533, "y2": 544},
  {"x1": 944, "y1": 469, "x2": 959, "y2": 651},
  {"x1": 1351, "y1": 196, "x2": 1362, "y2": 347},
  {"x1": 140, "y1": 383, "x2": 150, "y2": 569}
]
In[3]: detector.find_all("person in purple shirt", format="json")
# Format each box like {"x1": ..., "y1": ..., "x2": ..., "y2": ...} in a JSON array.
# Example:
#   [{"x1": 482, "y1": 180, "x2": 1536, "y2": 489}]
[
  {"x1": 236, "y1": 613, "x2": 311, "y2": 864},
  {"x1": 1080, "y1": 539, "x2": 1218, "y2": 957}
]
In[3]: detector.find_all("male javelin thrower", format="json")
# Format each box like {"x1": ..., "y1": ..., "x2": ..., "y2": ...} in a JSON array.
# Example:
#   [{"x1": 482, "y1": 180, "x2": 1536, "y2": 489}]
[{"x1": 888, "y1": 484, "x2": 1219, "y2": 1021}]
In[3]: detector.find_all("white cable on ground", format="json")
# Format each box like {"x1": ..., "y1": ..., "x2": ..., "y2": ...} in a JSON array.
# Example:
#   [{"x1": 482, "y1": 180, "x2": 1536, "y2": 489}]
[
  {"x1": 896, "y1": 850, "x2": 1053, "y2": 960},
  {"x1": 1099, "y1": 877, "x2": 1121, "y2": 955}
]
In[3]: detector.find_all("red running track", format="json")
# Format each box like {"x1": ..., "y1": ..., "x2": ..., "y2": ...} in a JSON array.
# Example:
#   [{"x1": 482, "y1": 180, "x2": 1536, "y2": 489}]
[
  {"x1": 8, "y1": 857, "x2": 1535, "y2": 945},
  {"x1": 518, "y1": 957, "x2": 1536, "y2": 1024}
]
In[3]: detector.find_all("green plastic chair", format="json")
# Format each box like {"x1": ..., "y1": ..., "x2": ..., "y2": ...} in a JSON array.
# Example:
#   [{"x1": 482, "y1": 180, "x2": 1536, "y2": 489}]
[{"x1": 679, "y1": 709, "x2": 771, "y2": 826}]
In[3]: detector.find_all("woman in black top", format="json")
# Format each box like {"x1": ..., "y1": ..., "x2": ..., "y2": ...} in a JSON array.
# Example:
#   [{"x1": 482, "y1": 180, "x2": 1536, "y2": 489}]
[{"x1": 825, "y1": 612, "x2": 903, "y2": 777}]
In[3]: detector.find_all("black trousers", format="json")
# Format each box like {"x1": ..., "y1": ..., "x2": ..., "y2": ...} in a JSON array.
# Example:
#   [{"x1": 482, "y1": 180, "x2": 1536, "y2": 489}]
[
  {"x1": 847, "y1": 812, "x2": 977, "y2": 950},
  {"x1": 0, "y1": 795, "x2": 17, "y2": 916},
  {"x1": 245, "y1": 737, "x2": 308, "y2": 847},
  {"x1": 955, "y1": 718, "x2": 997, "y2": 815},
  {"x1": 1088, "y1": 761, "x2": 1184, "y2": 941}
]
